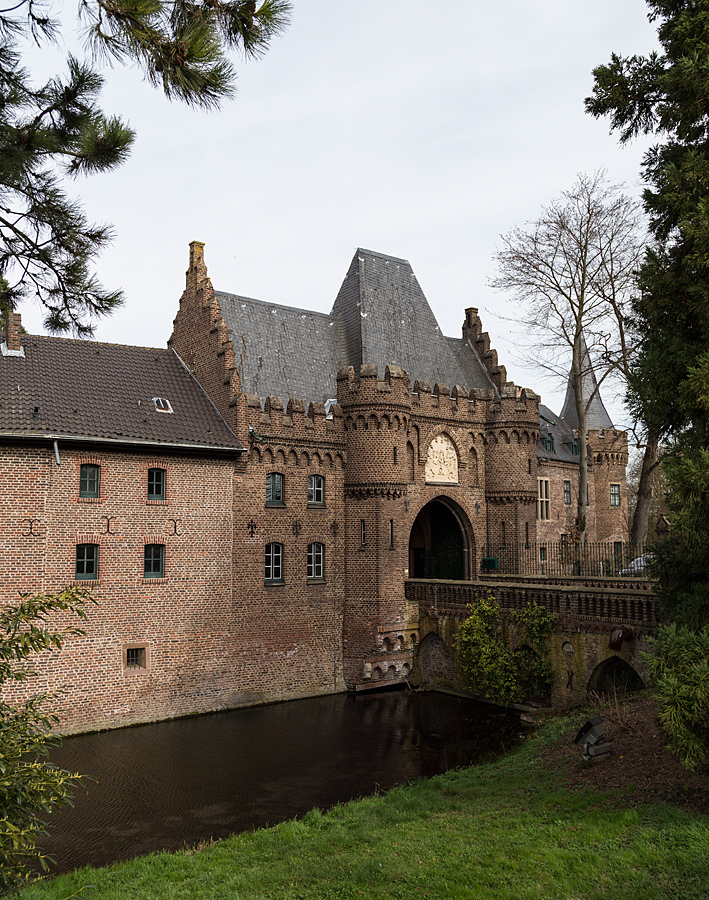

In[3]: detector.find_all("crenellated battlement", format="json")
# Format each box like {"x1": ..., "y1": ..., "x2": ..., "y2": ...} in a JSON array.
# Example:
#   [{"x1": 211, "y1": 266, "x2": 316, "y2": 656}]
[
  {"x1": 233, "y1": 390, "x2": 346, "y2": 442},
  {"x1": 336, "y1": 363, "x2": 413, "y2": 410},
  {"x1": 588, "y1": 427, "x2": 628, "y2": 466}
]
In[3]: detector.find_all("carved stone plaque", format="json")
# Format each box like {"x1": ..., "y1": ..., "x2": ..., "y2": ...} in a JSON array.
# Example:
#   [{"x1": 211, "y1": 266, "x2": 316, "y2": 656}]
[{"x1": 424, "y1": 434, "x2": 458, "y2": 483}]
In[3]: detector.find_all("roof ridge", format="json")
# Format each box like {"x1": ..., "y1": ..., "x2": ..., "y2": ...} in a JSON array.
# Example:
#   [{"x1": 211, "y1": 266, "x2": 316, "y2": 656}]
[
  {"x1": 21, "y1": 334, "x2": 169, "y2": 353},
  {"x1": 216, "y1": 291, "x2": 334, "y2": 321}
]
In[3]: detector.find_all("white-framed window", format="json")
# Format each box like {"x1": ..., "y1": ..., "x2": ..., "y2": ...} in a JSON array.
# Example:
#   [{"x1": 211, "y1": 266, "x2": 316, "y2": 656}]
[
  {"x1": 308, "y1": 474, "x2": 325, "y2": 505},
  {"x1": 266, "y1": 473, "x2": 284, "y2": 505},
  {"x1": 307, "y1": 542, "x2": 324, "y2": 579},
  {"x1": 563, "y1": 479, "x2": 571, "y2": 506},
  {"x1": 537, "y1": 478, "x2": 550, "y2": 521},
  {"x1": 265, "y1": 542, "x2": 284, "y2": 582},
  {"x1": 610, "y1": 483, "x2": 621, "y2": 507}
]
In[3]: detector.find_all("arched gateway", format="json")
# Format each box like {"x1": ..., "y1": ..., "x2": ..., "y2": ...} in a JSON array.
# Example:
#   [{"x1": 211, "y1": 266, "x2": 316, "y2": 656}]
[{"x1": 409, "y1": 497, "x2": 474, "y2": 580}]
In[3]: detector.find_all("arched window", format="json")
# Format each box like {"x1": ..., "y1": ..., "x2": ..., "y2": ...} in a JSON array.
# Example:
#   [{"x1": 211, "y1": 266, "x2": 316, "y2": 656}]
[
  {"x1": 265, "y1": 542, "x2": 284, "y2": 582},
  {"x1": 307, "y1": 542, "x2": 324, "y2": 579},
  {"x1": 266, "y1": 472, "x2": 285, "y2": 506}
]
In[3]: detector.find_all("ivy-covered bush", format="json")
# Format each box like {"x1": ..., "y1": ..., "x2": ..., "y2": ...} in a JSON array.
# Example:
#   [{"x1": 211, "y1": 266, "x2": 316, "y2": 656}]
[
  {"x1": 644, "y1": 624, "x2": 709, "y2": 770},
  {"x1": 455, "y1": 594, "x2": 557, "y2": 706}
]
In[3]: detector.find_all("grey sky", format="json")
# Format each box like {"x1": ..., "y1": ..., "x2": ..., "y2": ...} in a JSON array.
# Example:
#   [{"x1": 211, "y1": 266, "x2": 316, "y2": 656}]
[{"x1": 20, "y1": 0, "x2": 659, "y2": 425}]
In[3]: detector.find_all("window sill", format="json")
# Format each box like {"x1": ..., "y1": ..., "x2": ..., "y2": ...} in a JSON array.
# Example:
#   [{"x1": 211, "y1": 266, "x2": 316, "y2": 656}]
[
  {"x1": 264, "y1": 579, "x2": 285, "y2": 587},
  {"x1": 307, "y1": 577, "x2": 326, "y2": 584},
  {"x1": 73, "y1": 578, "x2": 99, "y2": 585},
  {"x1": 265, "y1": 502, "x2": 285, "y2": 509},
  {"x1": 146, "y1": 499, "x2": 168, "y2": 505},
  {"x1": 78, "y1": 496, "x2": 102, "y2": 503},
  {"x1": 307, "y1": 502, "x2": 326, "y2": 510},
  {"x1": 143, "y1": 576, "x2": 167, "y2": 582}
]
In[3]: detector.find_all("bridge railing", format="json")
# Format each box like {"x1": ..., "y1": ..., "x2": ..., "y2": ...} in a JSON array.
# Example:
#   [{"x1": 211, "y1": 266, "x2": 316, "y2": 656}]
[
  {"x1": 405, "y1": 577, "x2": 658, "y2": 629},
  {"x1": 479, "y1": 541, "x2": 649, "y2": 579}
]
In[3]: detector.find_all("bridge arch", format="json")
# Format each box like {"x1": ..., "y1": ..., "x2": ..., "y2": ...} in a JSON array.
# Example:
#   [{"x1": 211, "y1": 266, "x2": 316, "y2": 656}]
[
  {"x1": 408, "y1": 496, "x2": 475, "y2": 580},
  {"x1": 416, "y1": 632, "x2": 456, "y2": 688},
  {"x1": 587, "y1": 656, "x2": 645, "y2": 695}
]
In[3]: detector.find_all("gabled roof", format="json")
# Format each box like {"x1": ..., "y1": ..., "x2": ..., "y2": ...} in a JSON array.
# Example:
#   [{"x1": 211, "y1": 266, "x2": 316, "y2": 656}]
[
  {"x1": 216, "y1": 248, "x2": 496, "y2": 406},
  {"x1": 0, "y1": 335, "x2": 244, "y2": 453}
]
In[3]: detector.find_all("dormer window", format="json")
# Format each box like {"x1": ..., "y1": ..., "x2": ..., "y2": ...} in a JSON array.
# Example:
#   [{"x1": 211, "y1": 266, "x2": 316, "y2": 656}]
[
  {"x1": 542, "y1": 434, "x2": 554, "y2": 452},
  {"x1": 570, "y1": 438, "x2": 580, "y2": 456},
  {"x1": 153, "y1": 397, "x2": 173, "y2": 413}
]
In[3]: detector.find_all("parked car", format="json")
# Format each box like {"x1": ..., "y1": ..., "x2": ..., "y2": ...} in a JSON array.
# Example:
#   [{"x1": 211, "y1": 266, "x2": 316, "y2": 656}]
[{"x1": 620, "y1": 554, "x2": 653, "y2": 576}]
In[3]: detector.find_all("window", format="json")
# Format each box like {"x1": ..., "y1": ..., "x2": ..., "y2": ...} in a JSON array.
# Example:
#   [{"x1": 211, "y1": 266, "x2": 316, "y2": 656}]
[
  {"x1": 147, "y1": 468, "x2": 166, "y2": 501},
  {"x1": 388, "y1": 519, "x2": 394, "y2": 549},
  {"x1": 537, "y1": 478, "x2": 550, "y2": 520},
  {"x1": 153, "y1": 397, "x2": 173, "y2": 413},
  {"x1": 144, "y1": 544, "x2": 164, "y2": 578},
  {"x1": 307, "y1": 542, "x2": 324, "y2": 579},
  {"x1": 570, "y1": 438, "x2": 580, "y2": 456},
  {"x1": 75, "y1": 544, "x2": 98, "y2": 580},
  {"x1": 266, "y1": 473, "x2": 284, "y2": 505},
  {"x1": 610, "y1": 483, "x2": 621, "y2": 507},
  {"x1": 307, "y1": 474, "x2": 324, "y2": 505},
  {"x1": 79, "y1": 464, "x2": 100, "y2": 498},
  {"x1": 265, "y1": 542, "x2": 284, "y2": 582},
  {"x1": 360, "y1": 519, "x2": 366, "y2": 547},
  {"x1": 126, "y1": 647, "x2": 146, "y2": 669},
  {"x1": 563, "y1": 480, "x2": 571, "y2": 505},
  {"x1": 542, "y1": 434, "x2": 554, "y2": 452}
]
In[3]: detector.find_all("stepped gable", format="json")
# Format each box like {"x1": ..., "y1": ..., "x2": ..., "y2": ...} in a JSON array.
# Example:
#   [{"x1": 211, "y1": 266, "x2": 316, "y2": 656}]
[
  {"x1": 215, "y1": 291, "x2": 344, "y2": 406},
  {"x1": 332, "y1": 249, "x2": 494, "y2": 394},
  {"x1": 0, "y1": 332, "x2": 243, "y2": 452},
  {"x1": 559, "y1": 334, "x2": 613, "y2": 431},
  {"x1": 445, "y1": 334, "x2": 497, "y2": 394}
]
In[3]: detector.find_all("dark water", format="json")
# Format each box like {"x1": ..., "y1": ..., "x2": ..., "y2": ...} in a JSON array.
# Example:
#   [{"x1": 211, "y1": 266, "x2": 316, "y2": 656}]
[{"x1": 43, "y1": 689, "x2": 522, "y2": 874}]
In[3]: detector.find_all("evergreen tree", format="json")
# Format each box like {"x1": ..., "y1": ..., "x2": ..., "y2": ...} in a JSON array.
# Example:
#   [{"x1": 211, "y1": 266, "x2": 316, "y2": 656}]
[
  {"x1": 0, "y1": 0, "x2": 290, "y2": 335},
  {"x1": 587, "y1": 0, "x2": 709, "y2": 628}
]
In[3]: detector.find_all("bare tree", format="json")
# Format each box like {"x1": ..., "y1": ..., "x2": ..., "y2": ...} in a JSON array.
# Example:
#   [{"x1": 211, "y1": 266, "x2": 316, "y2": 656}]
[{"x1": 491, "y1": 171, "x2": 646, "y2": 550}]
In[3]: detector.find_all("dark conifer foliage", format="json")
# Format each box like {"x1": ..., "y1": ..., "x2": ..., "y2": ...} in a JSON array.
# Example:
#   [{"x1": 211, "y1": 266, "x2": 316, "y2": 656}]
[
  {"x1": 587, "y1": 1, "x2": 709, "y2": 628},
  {"x1": 0, "y1": 0, "x2": 290, "y2": 335}
]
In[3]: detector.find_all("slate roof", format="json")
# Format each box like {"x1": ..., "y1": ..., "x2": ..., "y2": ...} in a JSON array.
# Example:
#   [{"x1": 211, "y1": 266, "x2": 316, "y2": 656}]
[
  {"x1": 216, "y1": 249, "x2": 496, "y2": 406},
  {"x1": 0, "y1": 335, "x2": 244, "y2": 453},
  {"x1": 559, "y1": 335, "x2": 614, "y2": 431},
  {"x1": 538, "y1": 403, "x2": 589, "y2": 466},
  {"x1": 215, "y1": 293, "x2": 345, "y2": 404}
]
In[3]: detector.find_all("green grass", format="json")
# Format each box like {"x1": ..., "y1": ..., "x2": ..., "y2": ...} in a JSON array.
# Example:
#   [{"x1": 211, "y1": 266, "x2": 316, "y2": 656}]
[{"x1": 19, "y1": 716, "x2": 709, "y2": 900}]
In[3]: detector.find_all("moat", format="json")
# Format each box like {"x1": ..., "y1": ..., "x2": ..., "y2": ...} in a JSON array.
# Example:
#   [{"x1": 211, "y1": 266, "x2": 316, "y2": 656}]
[{"x1": 44, "y1": 689, "x2": 523, "y2": 874}]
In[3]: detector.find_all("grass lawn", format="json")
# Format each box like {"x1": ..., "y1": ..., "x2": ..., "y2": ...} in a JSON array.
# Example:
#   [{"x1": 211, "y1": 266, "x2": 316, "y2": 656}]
[{"x1": 20, "y1": 714, "x2": 709, "y2": 900}]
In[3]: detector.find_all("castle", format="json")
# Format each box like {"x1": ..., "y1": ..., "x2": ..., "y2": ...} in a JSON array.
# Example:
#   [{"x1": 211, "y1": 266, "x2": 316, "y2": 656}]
[{"x1": 0, "y1": 243, "x2": 628, "y2": 732}]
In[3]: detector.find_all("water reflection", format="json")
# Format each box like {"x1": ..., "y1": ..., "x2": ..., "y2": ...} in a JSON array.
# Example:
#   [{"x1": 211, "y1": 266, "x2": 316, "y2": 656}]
[{"x1": 44, "y1": 689, "x2": 521, "y2": 874}]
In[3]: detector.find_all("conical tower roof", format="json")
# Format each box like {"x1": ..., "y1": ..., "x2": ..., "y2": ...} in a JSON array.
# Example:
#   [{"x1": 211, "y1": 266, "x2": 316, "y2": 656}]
[{"x1": 559, "y1": 334, "x2": 613, "y2": 431}]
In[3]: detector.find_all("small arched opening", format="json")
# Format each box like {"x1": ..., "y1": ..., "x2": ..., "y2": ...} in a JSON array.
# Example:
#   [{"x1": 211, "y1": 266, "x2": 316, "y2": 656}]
[
  {"x1": 587, "y1": 657, "x2": 645, "y2": 696},
  {"x1": 409, "y1": 497, "x2": 473, "y2": 580}
]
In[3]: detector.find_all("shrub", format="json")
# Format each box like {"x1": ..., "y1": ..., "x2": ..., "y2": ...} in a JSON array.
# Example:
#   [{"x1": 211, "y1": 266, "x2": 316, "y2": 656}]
[
  {"x1": 0, "y1": 587, "x2": 94, "y2": 895},
  {"x1": 455, "y1": 594, "x2": 557, "y2": 706},
  {"x1": 644, "y1": 623, "x2": 709, "y2": 770}
]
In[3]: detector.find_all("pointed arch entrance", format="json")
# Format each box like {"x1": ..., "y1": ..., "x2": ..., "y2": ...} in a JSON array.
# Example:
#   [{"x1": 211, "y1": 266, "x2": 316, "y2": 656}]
[{"x1": 409, "y1": 497, "x2": 474, "y2": 580}]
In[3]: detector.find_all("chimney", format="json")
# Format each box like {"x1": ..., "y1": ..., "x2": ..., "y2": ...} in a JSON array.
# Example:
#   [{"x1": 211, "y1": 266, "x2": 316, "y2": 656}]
[{"x1": 3, "y1": 312, "x2": 22, "y2": 355}]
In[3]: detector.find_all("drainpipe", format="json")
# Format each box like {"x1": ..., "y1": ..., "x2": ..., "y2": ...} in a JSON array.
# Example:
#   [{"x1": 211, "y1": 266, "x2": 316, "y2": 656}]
[
  {"x1": 53, "y1": 440, "x2": 61, "y2": 466},
  {"x1": 608, "y1": 625, "x2": 634, "y2": 652}
]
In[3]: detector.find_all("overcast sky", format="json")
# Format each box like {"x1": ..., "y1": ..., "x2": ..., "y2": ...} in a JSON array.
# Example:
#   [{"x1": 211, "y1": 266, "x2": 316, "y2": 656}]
[{"x1": 20, "y1": 1, "x2": 659, "y2": 425}]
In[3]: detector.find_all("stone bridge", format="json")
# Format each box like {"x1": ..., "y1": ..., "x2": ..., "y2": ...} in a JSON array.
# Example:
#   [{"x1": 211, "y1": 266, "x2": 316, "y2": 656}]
[{"x1": 405, "y1": 575, "x2": 658, "y2": 707}]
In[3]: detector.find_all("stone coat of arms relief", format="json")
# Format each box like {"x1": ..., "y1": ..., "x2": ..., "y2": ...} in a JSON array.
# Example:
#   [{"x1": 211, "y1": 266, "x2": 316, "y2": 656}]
[{"x1": 424, "y1": 434, "x2": 459, "y2": 483}]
